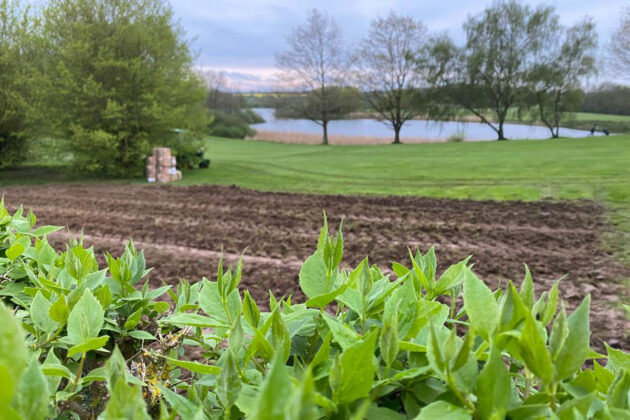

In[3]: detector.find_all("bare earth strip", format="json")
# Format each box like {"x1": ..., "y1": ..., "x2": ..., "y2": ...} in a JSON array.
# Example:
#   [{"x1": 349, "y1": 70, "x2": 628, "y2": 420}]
[{"x1": 2, "y1": 184, "x2": 628, "y2": 350}]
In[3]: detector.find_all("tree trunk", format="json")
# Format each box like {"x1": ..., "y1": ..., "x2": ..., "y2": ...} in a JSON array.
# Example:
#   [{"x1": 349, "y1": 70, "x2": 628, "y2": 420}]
[
  {"x1": 497, "y1": 122, "x2": 507, "y2": 141},
  {"x1": 322, "y1": 121, "x2": 329, "y2": 145},
  {"x1": 393, "y1": 125, "x2": 402, "y2": 144}
]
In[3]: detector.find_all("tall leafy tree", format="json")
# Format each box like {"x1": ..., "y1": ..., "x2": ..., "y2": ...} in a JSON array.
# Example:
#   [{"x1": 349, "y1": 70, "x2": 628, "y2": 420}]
[
  {"x1": 357, "y1": 12, "x2": 428, "y2": 144},
  {"x1": 276, "y1": 9, "x2": 355, "y2": 145},
  {"x1": 426, "y1": 0, "x2": 557, "y2": 140},
  {"x1": 0, "y1": 0, "x2": 41, "y2": 167},
  {"x1": 43, "y1": 0, "x2": 207, "y2": 176},
  {"x1": 528, "y1": 19, "x2": 597, "y2": 138},
  {"x1": 610, "y1": 6, "x2": 630, "y2": 80}
]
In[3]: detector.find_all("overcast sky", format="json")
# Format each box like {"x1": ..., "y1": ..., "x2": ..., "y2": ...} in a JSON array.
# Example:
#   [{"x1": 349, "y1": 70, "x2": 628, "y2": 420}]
[{"x1": 171, "y1": 0, "x2": 627, "y2": 91}]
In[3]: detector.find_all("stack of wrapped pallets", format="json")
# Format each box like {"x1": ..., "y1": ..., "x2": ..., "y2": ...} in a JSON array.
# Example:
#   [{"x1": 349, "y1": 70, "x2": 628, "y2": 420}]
[{"x1": 146, "y1": 147, "x2": 182, "y2": 183}]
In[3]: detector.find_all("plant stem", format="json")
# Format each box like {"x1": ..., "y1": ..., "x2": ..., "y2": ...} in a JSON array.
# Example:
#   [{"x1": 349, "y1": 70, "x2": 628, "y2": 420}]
[
  {"x1": 34, "y1": 323, "x2": 65, "y2": 350},
  {"x1": 71, "y1": 353, "x2": 87, "y2": 392}
]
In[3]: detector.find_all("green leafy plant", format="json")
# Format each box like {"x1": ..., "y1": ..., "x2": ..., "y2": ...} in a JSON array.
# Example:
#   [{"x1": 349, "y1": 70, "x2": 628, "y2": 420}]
[{"x1": 1, "y1": 200, "x2": 629, "y2": 419}]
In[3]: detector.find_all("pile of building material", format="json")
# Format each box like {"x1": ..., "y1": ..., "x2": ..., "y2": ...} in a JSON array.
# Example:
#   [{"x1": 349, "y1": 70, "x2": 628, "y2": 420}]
[{"x1": 146, "y1": 147, "x2": 182, "y2": 183}]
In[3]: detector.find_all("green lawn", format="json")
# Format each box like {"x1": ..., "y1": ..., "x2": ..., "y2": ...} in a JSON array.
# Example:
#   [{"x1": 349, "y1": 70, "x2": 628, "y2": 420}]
[{"x1": 181, "y1": 136, "x2": 630, "y2": 202}]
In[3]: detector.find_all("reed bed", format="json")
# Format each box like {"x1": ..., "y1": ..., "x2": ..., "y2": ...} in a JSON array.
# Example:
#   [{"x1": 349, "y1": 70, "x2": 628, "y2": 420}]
[{"x1": 250, "y1": 130, "x2": 447, "y2": 145}]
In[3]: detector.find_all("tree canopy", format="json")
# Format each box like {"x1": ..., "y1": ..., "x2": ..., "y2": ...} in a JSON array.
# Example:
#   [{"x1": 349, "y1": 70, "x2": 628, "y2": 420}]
[{"x1": 43, "y1": 0, "x2": 207, "y2": 176}]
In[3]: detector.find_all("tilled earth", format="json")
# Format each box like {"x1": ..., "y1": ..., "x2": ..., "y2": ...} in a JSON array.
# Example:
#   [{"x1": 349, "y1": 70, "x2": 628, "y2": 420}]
[{"x1": 2, "y1": 184, "x2": 629, "y2": 350}]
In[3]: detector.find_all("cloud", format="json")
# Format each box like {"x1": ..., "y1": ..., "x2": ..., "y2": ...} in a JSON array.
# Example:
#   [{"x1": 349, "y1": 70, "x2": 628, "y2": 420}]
[{"x1": 174, "y1": 0, "x2": 627, "y2": 91}]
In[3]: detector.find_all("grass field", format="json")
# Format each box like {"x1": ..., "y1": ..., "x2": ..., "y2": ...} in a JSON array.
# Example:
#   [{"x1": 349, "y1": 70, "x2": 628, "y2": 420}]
[{"x1": 181, "y1": 135, "x2": 630, "y2": 201}]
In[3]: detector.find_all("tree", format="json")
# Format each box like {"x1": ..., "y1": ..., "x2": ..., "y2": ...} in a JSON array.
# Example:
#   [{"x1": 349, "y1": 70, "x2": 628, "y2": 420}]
[
  {"x1": 43, "y1": 0, "x2": 207, "y2": 176},
  {"x1": 357, "y1": 12, "x2": 428, "y2": 144},
  {"x1": 0, "y1": 0, "x2": 41, "y2": 168},
  {"x1": 610, "y1": 7, "x2": 630, "y2": 80},
  {"x1": 276, "y1": 9, "x2": 354, "y2": 145},
  {"x1": 528, "y1": 19, "x2": 597, "y2": 138},
  {"x1": 426, "y1": 0, "x2": 557, "y2": 140}
]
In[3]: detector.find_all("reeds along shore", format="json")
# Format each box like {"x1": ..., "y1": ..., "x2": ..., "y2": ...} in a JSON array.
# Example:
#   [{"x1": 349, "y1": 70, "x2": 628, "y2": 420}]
[{"x1": 249, "y1": 130, "x2": 446, "y2": 145}]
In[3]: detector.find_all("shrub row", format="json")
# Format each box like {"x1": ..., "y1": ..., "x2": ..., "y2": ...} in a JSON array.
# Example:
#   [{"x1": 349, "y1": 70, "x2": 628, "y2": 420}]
[{"x1": 1, "y1": 201, "x2": 629, "y2": 419}]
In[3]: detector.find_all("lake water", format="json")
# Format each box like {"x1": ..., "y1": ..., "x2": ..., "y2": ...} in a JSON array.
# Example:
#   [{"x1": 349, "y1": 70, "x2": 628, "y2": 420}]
[{"x1": 251, "y1": 108, "x2": 598, "y2": 142}]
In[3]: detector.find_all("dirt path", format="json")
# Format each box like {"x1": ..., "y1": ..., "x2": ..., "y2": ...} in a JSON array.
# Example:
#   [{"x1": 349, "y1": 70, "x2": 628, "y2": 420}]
[{"x1": 2, "y1": 184, "x2": 628, "y2": 349}]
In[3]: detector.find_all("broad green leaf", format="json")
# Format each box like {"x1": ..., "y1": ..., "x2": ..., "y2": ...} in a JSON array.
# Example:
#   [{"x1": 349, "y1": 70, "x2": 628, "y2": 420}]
[
  {"x1": 0, "y1": 304, "x2": 28, "y2": 385},
  {"x1": 165, "y1": 357, "x2": 221, "y2": 375},
  {"x1": 414, "y1": 400, "x2": 471, "y2": 420},
  {"x1": 520, "y1": 315, "x2": 553, "y2": 385},
  {"x1": 101, "y1": 378, "x2": 150, "y2": 420},
  {"x1": 299, "y1": 253, "x2": 328, "y2": 299},
  {"x1": 607, "y1": 369, "x2": 630, "y2": 410},
  {"x1": 520, "y1": 265, "x2": 535, "y2": 309},
  {"x1": 243, "y1": 290, "x2": 260, "y2": 328},
  {"x1": 549, "y1": 304, "x2": 568, "y2": 360},
  {"x1": 606, "y1": 344, "x2": 630, "y2": 374},
  {"x1": 151, "y1": 301, "x2": 170, "y2": 314},
  {"x1": 476, "y1": 348, "x2": 511, "y2": 420},
  {"x1": 127, "y1": 330, "x2": 156, "y2": 341},
  {"x1": 305, "y1": 282, "x2": 348, "y2": 308},
  {"x1": 123, "y1": 308, "x2": 143, "y2": 330},
  {"x1": 269, "y1": 310, "x2": 291, "y2": 362},
  {"x1": 554, "y1": 296, "x2": 591, "y2": 382},
  {"x1": 330, "y1": 330, "x2": 377, "y2": 404},
  {"x1": 287, "y1": 368, "x2": 318, "y2": 420},
  {"x1": 463, "y1": 269, "x2": 498, "y2": 341},
  {"x1": 15, "y1": 360, "x2": 50, "y2": 420},
  {"x1": 434, "y1": 257, "x2": 470, "y2": 296},
  {"x1": 41, "y1": 364, "x2": 74, "y2": 379},
  {"x1": 160, "y1": 312, "x2": 228, "y2": 328},
  {"x1": 0, "y1": 365, "x2": 14, "y2": 415},
  {"x1": 49, "y1": 295, "x2": 69, "y2": 323},
  {"x1": 32, "y1": 225, "x2": 63, "y2": 237},
  {"x1": 217, "y1": 350, "x2": 241, "y2": 410},
  {"x1": 250, "y1": 351, "x2": 292, "y2": 420},
  {"x1": 380, "y1": 317, "x2": 399, "y2": 368},
  {"x1": 67, "y1": 289, "x2": 104, "y2": 345},
  {"x1": 322, "y1": 315, "x2": 360, "y2": 350},
  {"x1": 6, "y1": 243, "x2": 25, "y2": 262},
  {"x1": 31, "y1": 292, "x2": 59, "y2": 334},
  {"x1": 540, "y1": 280, "x2": 560, "y2": 325},
  {"x1": 67, "y1": 336, "x2": 109, "y2": 357}
]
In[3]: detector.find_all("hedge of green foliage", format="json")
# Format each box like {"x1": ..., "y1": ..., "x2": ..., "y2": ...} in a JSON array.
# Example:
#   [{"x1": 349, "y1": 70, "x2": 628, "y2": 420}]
[
  {"x1": 1, "y1": 200, "x2": 629, "y2": 419},
  {"x1": 209, "y1": 109, "x2": 263, "y2": 139}
]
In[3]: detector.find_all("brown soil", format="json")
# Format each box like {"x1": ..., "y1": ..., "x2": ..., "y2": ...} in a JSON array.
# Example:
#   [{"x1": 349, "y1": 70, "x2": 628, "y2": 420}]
[{"x1": 2, "y1": 184, "x2": 628, "y2": 350}]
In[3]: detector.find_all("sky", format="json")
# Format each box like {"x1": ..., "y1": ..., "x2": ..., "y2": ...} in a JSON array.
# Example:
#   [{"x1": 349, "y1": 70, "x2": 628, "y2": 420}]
[{"x1": 171, "y1": 0, "x2": 627, "y2": 91}]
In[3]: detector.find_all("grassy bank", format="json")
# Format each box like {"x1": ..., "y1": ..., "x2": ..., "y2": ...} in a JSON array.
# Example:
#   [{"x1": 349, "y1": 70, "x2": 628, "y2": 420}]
[{"x1": 182, "y1": 135, "x2": 630, "y2": 201}]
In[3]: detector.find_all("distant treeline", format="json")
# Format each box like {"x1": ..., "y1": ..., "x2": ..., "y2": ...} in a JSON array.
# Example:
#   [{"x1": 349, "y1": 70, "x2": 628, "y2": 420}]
[{"x1": 582, "y1": 84, "x2": 630, "y2": 116}]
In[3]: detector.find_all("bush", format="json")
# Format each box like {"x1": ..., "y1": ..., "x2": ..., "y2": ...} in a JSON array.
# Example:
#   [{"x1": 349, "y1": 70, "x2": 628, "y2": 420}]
[
  {"x1": 448, "y1": 129, "x2": 466, "y2": 142},
  {"x1": 1, "y1": 202, "x2": 629, "y2": 419},
  {"x1": 0, "y1": 134, "x2": 28, "y2": 169},
  {"x1": 166, "y1": 132, "x2": 206, "y2": 170},
  {"x1": 209, "y1": 110, "x2": 263, "y2": 139}
]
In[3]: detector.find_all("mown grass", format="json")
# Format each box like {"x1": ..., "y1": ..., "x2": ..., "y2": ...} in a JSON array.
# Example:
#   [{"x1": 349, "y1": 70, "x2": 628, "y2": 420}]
[{"x1": 182, "y1": 135, "x2": 630, "y2": 201}]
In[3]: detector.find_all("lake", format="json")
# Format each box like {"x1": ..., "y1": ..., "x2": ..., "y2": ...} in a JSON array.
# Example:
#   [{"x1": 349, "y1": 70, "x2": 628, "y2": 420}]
[{"x1": 250, "y1": 108, "x2": 599, "y2": 143}]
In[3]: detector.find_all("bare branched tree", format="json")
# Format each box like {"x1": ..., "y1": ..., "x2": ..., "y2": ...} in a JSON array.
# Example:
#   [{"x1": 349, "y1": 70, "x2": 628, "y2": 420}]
[
  {"x1": 610, "y1": 7, "x2": 630, "y2": 80},
  {"x1": 357, "y1": 12, "x2": 427, "y2": 144},
  {"x1": 426, "y1": 0, "x2": 557, "y2": 140},
  {"x1": 528, "y1": 19, "x2": 597, "y2": 138},
  {"x1": 275, "y1": 9, "x2": 355, "y2": 145}
]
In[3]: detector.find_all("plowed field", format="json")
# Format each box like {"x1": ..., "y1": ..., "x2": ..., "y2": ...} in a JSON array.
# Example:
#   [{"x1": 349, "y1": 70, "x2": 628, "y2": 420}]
[{"x1": 3, "y1": 184, "x2": 628, "y2": 349}]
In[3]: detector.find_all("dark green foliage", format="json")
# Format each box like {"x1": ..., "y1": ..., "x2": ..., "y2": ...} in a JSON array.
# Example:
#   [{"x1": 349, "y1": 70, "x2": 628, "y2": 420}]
[
  {"x1": 209, "y1": 111, "x2": 258, "y2": 139},
  {"x1": 582, "y1": 84, "x2": 630, "y2": 116},
  {"x1": 0, "y1": 0, "x2": 43, "y2": 168},
  {"x1": 1, "y1": 203, "x2": 630, "y2": 419},
  {"x1": 42, "y1": 0, "x2": 208, "y2": 177},
  {"x1": 167, "y1": 134, "x2": 206, "y2": 170}
]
